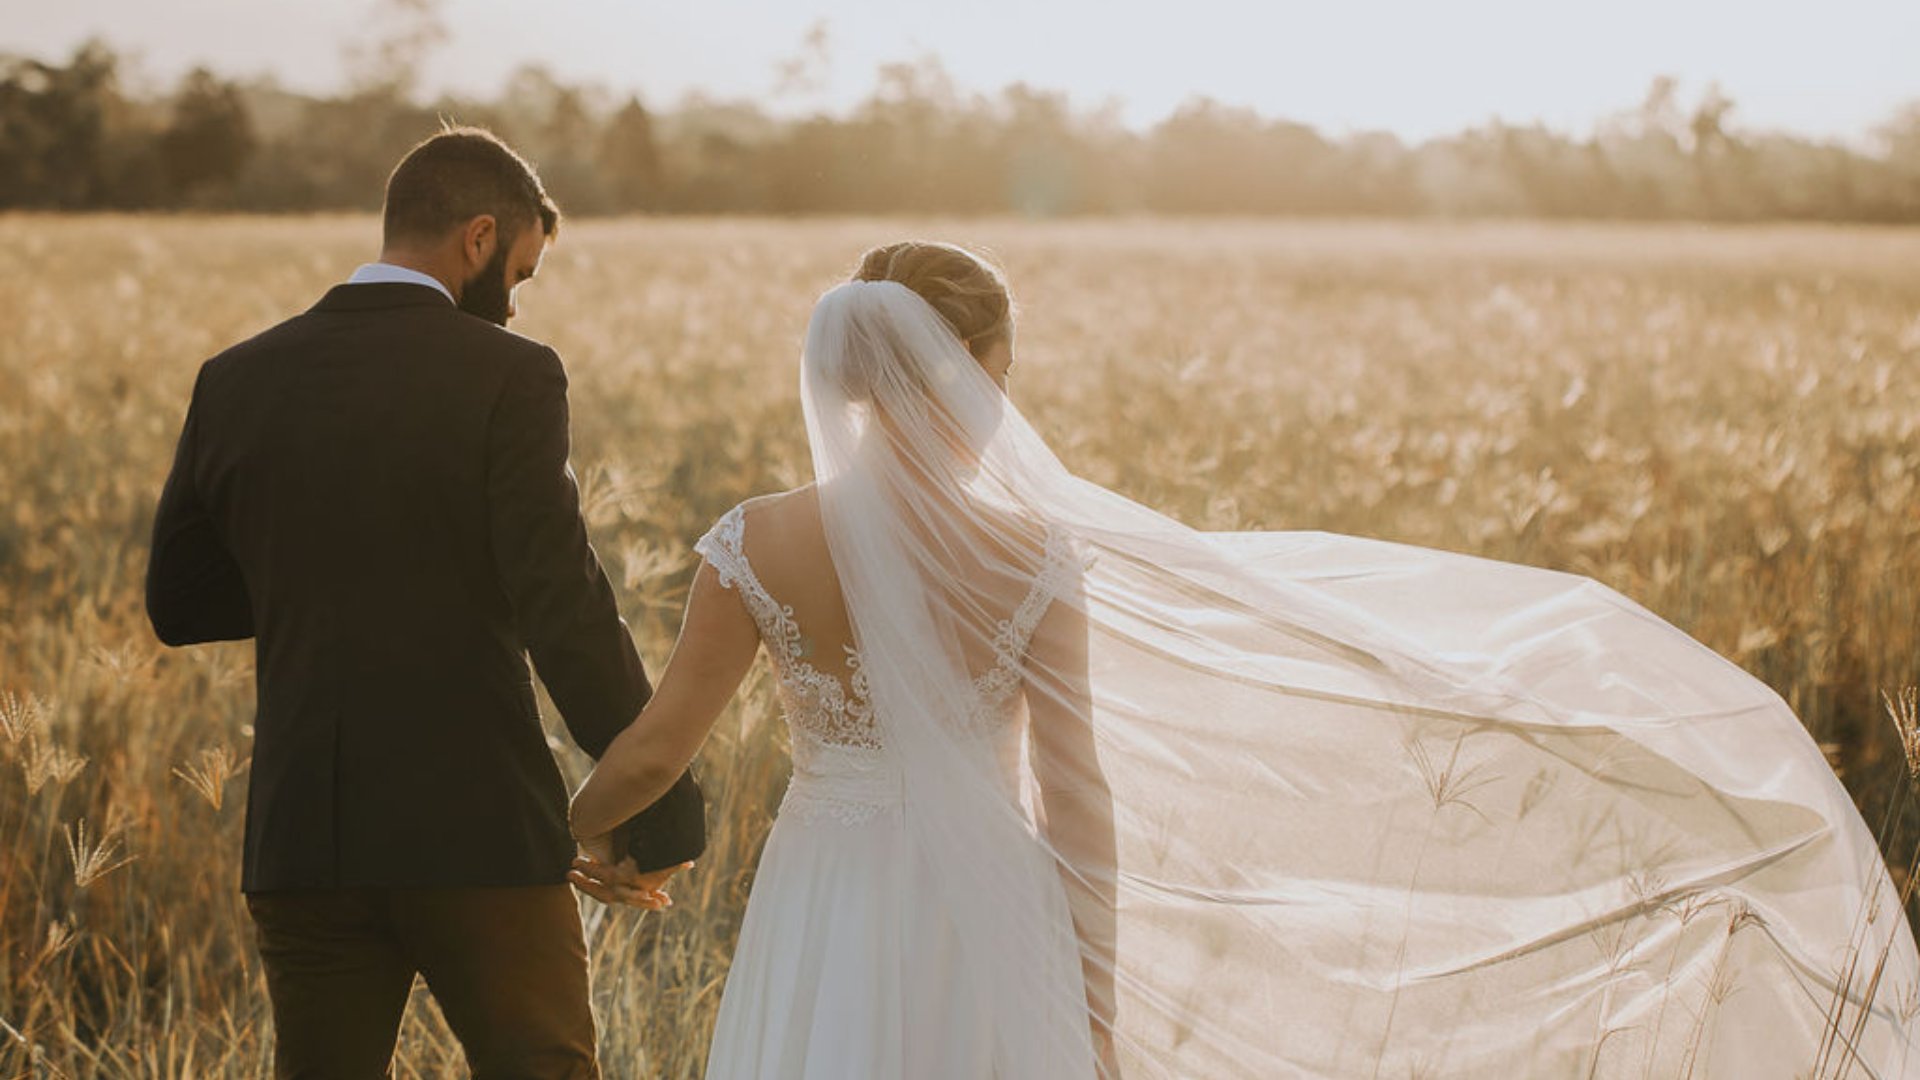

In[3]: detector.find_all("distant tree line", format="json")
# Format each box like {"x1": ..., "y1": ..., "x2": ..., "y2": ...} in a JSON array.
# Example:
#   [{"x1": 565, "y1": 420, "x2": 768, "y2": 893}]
[{"x1": 5, "y1": 38, "x2": 1920, "y2": 221}]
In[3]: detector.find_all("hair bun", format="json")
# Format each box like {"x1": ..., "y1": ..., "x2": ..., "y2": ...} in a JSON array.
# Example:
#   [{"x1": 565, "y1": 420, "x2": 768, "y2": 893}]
[{"x1": 851, "y1": 241, "x2": 1013, "y2": 356}]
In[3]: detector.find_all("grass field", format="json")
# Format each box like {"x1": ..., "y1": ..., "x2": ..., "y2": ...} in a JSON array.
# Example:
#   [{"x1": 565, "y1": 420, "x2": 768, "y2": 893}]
[{"x1": 2, "y1": 215, "x2": 1918, "y2": 1077}]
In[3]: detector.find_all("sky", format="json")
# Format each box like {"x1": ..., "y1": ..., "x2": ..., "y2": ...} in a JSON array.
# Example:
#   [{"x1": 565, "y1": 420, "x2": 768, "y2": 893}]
[{"x1": 9, "y1": 0, "x2": 1918, "y2": 143}]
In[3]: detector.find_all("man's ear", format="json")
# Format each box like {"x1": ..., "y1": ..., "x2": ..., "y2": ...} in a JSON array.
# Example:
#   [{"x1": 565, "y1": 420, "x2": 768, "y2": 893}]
[{"x1": 461, "y1": 215, "x2": 497, "y2": 271}]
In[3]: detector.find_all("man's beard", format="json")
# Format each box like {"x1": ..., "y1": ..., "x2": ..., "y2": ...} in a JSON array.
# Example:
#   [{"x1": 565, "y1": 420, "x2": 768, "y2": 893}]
[{"x1": 459, "y1": 243, "x2": 511, "y2": 326}]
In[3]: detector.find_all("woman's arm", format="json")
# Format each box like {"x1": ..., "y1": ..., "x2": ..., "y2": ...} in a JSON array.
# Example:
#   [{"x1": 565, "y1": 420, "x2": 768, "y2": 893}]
[
  {"x1": 569, "y1": 557, "x2": 760, "y2": 844},
  {"x1": 1026, "y1": 587, "x2": 1121, "y2": 1073}
]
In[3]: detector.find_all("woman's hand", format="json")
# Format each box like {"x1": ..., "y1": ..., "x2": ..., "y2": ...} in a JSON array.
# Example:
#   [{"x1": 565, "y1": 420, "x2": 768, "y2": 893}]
[
  {"x1": 575, "y1": 831, "x2": 618, "y2": 868},
  {"x1": 568, "y1": 842, "x2": 693, "y2": 911}
]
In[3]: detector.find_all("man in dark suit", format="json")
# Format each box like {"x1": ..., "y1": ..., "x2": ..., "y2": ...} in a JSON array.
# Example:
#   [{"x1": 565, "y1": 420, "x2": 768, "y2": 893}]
[{"x1": 145, "y1": 126, "x2": 701, "y2": 1079}]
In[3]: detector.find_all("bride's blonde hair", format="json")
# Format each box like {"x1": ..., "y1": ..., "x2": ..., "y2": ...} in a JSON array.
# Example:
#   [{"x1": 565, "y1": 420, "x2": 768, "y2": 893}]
[{"x1": 853, "y1": 241, "x2": 1013, "y2": 359}]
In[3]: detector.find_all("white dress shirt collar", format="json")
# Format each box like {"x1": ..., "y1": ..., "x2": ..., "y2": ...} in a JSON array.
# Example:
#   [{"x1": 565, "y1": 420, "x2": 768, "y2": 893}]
[{"x1": 346, "y1": 262, "x2": 455, "y2": 304}]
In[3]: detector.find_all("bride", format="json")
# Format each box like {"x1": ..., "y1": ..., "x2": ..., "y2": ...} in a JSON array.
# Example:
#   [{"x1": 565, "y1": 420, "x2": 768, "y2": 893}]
[{"x1": 566, "y1": 241, "x2": 1919, "y2": 1078}]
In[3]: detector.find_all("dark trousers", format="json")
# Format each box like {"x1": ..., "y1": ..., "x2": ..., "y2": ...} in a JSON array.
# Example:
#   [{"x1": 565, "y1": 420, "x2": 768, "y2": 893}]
[{"x1": 246, "y1": 885, "x2": 599, "y2": 1079}]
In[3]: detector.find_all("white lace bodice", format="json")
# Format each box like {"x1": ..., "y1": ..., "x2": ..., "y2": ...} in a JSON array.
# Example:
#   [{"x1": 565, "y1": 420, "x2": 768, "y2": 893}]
[{"x1": 694, "y1": 502, "x2": 1076, "y2": 823}]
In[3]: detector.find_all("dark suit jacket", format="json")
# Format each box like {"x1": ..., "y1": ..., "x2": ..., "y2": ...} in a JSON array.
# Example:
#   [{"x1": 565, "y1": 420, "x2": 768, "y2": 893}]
[{"x1": 146, "y1": 281, "x2": 702, "y2": 892}]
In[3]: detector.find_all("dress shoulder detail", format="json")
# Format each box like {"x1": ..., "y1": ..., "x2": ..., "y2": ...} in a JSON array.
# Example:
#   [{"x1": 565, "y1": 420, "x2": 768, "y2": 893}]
[
  {"x1": 695, "y1": 504, "x2": 805, "y2": 666},
  {"x1": 695, "y1": 503, "x2": 882, "y2": 756}
]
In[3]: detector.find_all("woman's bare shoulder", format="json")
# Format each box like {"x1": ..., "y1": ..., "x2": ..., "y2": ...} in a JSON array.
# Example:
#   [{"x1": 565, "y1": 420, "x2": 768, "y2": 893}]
[
  {"x1": 736, "y1": 484, "x2": 819, "y2": 529},
  {"x1": 733, "y1": 485, "x2": 827, "y2": 570}
]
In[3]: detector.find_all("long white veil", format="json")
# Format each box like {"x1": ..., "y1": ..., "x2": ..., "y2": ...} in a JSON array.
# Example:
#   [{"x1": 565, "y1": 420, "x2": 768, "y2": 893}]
[{"x1": 800, "y1": 278, "x2": 1919, "y2": 1078}]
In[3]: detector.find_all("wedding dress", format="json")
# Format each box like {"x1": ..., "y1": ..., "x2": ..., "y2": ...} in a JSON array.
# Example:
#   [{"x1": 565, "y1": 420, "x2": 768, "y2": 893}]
[
  {"x1": 699, "y1": 279, "x2": 1918, "y2": 1079},
  {"x1": 697, "y1": 503, "x2": 1096, "y2": 1079}
]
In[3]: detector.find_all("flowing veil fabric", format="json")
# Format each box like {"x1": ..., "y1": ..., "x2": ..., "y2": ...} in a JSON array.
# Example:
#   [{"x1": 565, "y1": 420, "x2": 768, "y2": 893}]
[{"x1": 797, "y1": 279, "x2": 1919, "y2": 1078}]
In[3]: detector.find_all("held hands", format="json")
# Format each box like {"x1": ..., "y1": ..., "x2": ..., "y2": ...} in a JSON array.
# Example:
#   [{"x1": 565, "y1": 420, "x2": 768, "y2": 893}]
[{"x1": 568, "y1": 833, "x2": 693, "y2": 911}]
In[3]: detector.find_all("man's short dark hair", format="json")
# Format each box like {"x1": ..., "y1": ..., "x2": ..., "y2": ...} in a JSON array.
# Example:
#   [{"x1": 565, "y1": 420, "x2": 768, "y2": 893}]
[{"x1": 382, "y1": 125, "x2": 561, "y2": 247}]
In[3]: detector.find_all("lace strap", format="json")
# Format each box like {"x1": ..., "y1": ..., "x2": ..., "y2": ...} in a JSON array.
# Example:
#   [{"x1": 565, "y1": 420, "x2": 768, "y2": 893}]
[
  {"x1": 1003, "y1": 528, "x2": 1080, "y2": 656},
  {"x1": 693, "y1": 504, "x2": 750, "y2": 591},
  {"x1": 695, "y1": 503, "x2": 806, "y2": 665},
  {"x1": 971, "y1": 528, "x2": 1082, "y2": 712}
]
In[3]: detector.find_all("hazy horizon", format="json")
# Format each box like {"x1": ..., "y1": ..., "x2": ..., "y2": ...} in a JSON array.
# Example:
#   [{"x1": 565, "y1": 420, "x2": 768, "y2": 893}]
[{"x1": 10, "y1": 0, "x2": 1919, "y2": 144}]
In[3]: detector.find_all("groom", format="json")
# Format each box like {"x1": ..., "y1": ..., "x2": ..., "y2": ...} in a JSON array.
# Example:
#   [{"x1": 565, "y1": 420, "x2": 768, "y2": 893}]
[{"x1": 145, "y1": 126, "x2": 701, "y2": 1078}]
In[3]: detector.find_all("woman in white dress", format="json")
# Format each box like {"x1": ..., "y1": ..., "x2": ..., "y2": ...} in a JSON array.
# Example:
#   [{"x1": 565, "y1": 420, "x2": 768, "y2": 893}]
[{"x1": 567, "y1": 241, "x2": 1918, "y2": 1078}]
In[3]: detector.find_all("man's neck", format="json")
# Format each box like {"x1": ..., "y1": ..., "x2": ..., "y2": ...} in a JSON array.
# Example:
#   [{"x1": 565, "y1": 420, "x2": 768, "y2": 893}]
[{"x1": 376, "y1": 251, "x2": 460, "y2": 300}]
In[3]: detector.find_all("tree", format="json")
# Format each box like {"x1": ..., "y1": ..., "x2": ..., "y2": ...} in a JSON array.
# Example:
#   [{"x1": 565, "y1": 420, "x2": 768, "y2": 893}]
[
  {"x1": 160, "y1": 68, "x2": 255, "y2": 201},
  {"x1": 1, "y1": 38, "x2": 1917, "y2": 222},
  {"x1": 0, "y1": 41, "x2": 119, "y2": 208},
  {"x1": 599, "y1": 96, "x2": 662, "y2": 212},
  {"x1": 1875, "y1": 103, "x2": 1920, "y2": 217},
  {"x1": 998, "y1": 84, "x2": 1082, "y2": 215},
  {"x1": 1146, "y1": 100, "x2": 1345, "y2": 214}
]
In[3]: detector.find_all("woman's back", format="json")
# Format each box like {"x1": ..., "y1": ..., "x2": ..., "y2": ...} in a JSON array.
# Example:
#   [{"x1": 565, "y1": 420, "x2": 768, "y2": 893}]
[
  {"x1": 724, "y1": 487, "x2": 866, "y2": 703},
  {"x1": 705, "y1": 486, "x2": 1074, "y2": 743}
]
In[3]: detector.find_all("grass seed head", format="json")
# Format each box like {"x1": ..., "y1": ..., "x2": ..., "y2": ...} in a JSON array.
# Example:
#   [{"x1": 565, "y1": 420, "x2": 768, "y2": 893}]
[
  {"x1": 1883, "y1": 688, "x2": 1919, "y2": 781},
  {"x1": 64, "y1": 817, "x2": 136, "y2": 889},
  {"x1": 172, "y1": 744, "x2": 248, "y2": 811}
]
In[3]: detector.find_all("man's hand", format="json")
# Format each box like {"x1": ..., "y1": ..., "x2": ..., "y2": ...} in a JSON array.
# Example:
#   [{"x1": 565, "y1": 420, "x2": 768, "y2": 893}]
[{"x1": 568, "y1": 842, "x2": 692, "y2": 911}]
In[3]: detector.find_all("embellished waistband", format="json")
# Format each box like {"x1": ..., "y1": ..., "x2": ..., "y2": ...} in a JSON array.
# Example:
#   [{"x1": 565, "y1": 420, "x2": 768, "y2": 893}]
[{"x1": 778, "y1": 753, "x2": 902, "y2": 826}]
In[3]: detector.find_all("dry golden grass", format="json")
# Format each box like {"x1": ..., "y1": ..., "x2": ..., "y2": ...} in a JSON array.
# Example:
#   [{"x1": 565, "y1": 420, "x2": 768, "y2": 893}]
[{"x1": 1, "y1": 214, "x2": 1917, "y2": 1077}]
